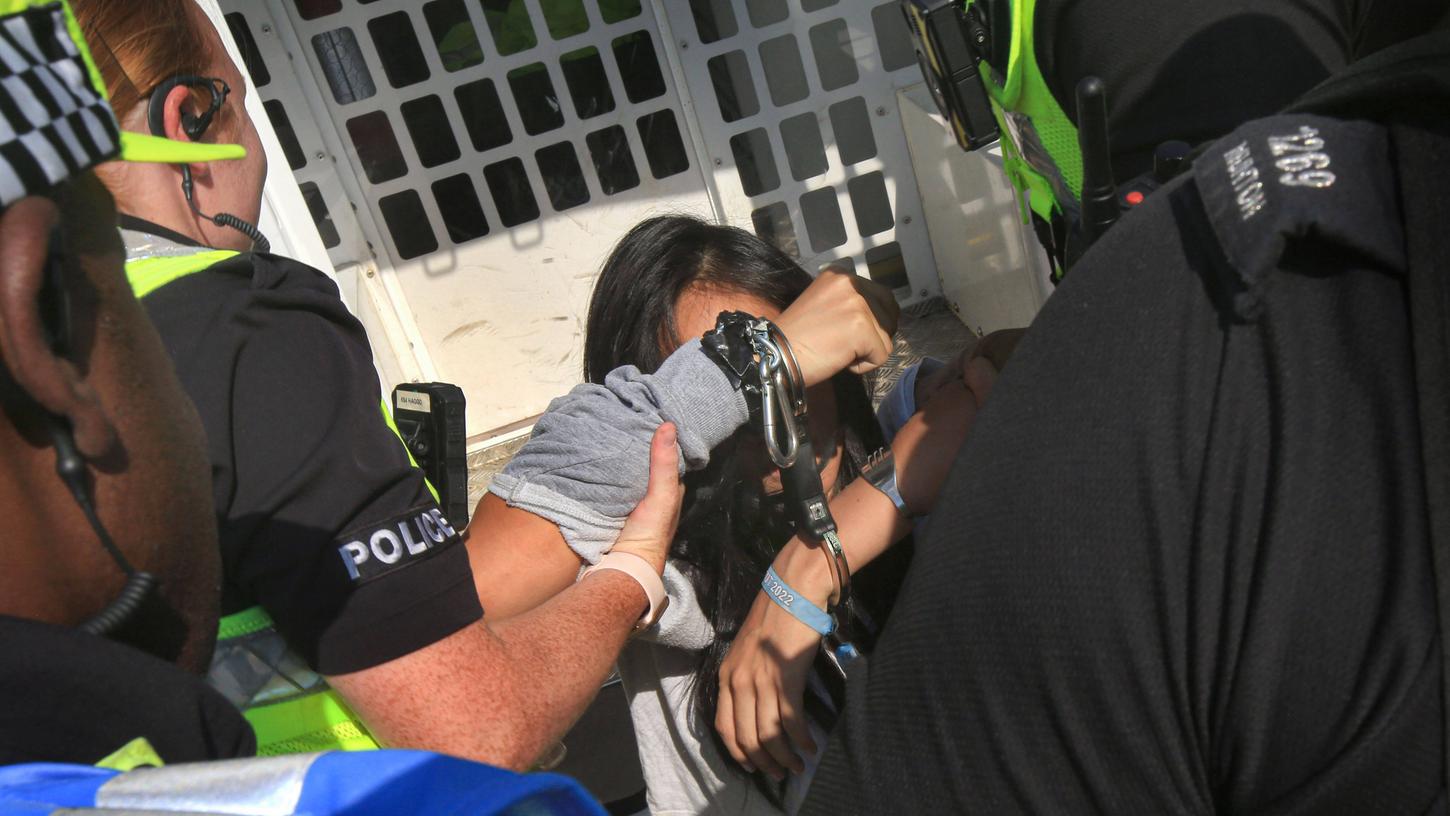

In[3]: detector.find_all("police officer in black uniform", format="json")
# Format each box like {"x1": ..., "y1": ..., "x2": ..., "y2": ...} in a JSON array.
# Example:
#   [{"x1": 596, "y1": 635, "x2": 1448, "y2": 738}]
[
  {"x1": 71, "y1": 0, "x2": 678, "y2": 765},
  {"x1": 0, "y1": 0, "x2": 253, "y2": 764},
  {"x1": 802, "y1": 3, "x2": 1450, "y2": 812}
]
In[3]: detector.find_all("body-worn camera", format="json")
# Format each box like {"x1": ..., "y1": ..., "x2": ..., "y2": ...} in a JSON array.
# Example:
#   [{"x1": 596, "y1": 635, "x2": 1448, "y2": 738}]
[
  {"x1": 900, "y1": 0, "x2": 1007, "y2": 151},
  {"x1": 392, "y1": 383, "x2": 470, "y2": 526}
]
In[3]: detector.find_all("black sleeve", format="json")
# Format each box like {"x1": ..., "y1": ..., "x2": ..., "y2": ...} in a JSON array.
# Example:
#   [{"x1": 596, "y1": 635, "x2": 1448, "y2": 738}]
[
  {"x1": 0, "y1": 616, "x2": 256, "y2": 765},
  {"x1": 803, "y1": 153, "x2": 1441, "y2": 812},
  {"x1": 205, "y1": 255, "x2": 482, "y2": 676}
]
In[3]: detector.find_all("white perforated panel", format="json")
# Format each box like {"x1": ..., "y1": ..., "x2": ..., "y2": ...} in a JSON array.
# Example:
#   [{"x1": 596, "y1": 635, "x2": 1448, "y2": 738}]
[
  {"x1": 658, "y1": 0, "x2": 938, "y2": 299},
  {"x1": 218, "y1": 0, "x2": 940, "y2": 439}
]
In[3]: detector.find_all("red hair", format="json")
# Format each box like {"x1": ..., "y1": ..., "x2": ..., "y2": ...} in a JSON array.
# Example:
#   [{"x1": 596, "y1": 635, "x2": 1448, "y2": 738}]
[{"x1": 70, "y1": 0, "x2": 224, "y2": 128}]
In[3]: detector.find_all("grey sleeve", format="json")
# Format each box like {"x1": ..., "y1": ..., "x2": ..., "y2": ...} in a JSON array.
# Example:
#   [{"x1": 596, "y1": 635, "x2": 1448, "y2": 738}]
[{"x1": 489, "y1": 339, "x2": 749, "y2": 563}]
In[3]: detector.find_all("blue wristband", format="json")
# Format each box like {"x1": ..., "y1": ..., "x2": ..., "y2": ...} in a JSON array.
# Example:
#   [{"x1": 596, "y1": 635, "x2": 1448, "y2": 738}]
[{"x1": 761, "y1": 566, "x2": 835, "y2": 636}]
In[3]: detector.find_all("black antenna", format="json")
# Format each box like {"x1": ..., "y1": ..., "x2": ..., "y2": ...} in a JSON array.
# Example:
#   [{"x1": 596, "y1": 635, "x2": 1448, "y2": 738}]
[{"x1": 1076, "y1": 76, "x2": 1119, "y2": 245}]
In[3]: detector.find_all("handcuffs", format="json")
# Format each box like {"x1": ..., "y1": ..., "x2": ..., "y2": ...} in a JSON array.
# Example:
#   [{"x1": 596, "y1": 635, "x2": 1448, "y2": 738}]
[{"x1": 702, "y1": 311, "x2": 860, "y2": 669}]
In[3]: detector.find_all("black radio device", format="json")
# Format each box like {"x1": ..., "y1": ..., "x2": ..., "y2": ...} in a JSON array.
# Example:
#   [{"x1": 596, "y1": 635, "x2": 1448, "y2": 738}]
[{"x1": 392, "y1": 382, "x2": 469, "y2": 526}]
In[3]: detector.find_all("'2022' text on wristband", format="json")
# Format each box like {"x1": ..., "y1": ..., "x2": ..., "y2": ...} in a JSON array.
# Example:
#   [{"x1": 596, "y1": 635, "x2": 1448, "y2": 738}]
[{"x1": 762, "y1": 566, "x2": 834, "y2": 636}]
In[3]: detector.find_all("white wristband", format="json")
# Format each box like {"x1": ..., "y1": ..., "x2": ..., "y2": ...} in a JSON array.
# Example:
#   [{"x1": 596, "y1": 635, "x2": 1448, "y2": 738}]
[{"x1": 581, "y1": 551, "x2": 669, "y2": 632}]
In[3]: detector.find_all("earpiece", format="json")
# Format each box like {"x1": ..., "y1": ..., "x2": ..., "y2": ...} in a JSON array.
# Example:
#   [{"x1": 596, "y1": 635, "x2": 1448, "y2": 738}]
[
  {"x1": 146, "y1": 74, "x2": 271, "y2": 253},
  {"x1": 146, "y1": 75, "x2": 226, "y2": 143}
]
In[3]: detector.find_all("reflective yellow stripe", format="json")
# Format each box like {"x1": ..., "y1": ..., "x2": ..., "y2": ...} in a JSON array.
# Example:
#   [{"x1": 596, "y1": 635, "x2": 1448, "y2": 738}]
[
  {"x1": 95, "y1": 737, "x2": 165, "y2": 771},
  {"x1": 0, "y1": 1, "x2": 49, "y2": 14},
  {"x1": 119, "y1": 132, "x2": 248, "y2": 165},
  {"x1": 243, "y1": 687, "x2": 381, "y2": 756},
  {"x1": 217, "y1": 605, "x2": 275, "y2": 640},
  {"x1": 972, "y1": 0, "x2": 1082, "y2": 221},
  {"x1": 217, "y1": 606, "x2": 380, "y2": 755},
  {"x1": 125, "y1": 250, "x2": 239, "y2": 299},
  {"x1": 57, "y1": 0, "x2": 108, "y2": 105}
]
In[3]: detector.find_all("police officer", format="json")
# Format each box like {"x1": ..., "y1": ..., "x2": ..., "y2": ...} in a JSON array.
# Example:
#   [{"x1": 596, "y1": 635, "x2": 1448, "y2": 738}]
[
  {"x1": 0, "y1": 12, "x2": 678, "y2": 816},
  {"x1": 70, "y1": 0, "x2": 900, "y2": 769},
  {"x1": 797, "y1": 4, "x2": 1450, "y2": 813},
  {"x1": 0, "y1": 0, "x2": 253, "y2": 764}
]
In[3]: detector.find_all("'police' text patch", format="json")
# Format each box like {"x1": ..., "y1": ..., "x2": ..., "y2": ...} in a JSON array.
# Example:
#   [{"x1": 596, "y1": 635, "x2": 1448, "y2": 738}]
[{"x1": 336, "y1": 506, "x2": 460, "y2": 584}]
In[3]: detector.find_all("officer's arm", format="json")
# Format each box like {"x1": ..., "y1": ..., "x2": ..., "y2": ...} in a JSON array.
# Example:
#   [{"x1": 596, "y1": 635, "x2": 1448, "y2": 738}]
[{"x1": 325, "y1": 424, "x2": 681, "y2": 769}]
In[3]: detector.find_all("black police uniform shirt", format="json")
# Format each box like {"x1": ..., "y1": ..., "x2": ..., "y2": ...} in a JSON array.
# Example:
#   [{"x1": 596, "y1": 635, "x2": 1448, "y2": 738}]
[
  {"x1": 121, "y1": 217, "x2": 482, "y2": 676},
  {"x1": 0, "y1": 615, "x2": 256, "y2": 765},
  {"x1": 803, "y1": 35, "x2": 1448, "y2": 816}
]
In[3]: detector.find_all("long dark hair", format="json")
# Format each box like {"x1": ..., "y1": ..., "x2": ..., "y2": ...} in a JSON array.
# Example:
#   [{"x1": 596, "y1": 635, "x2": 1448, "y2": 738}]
[{"x1": 584, "y1": 215, "x2": 908, "y2": 798}]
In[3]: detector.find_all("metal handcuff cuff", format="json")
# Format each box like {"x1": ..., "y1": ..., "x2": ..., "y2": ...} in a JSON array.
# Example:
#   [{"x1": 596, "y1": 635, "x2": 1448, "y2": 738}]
[{"x1": 702, "y1": 311, "x2": 860, "y2": 667}]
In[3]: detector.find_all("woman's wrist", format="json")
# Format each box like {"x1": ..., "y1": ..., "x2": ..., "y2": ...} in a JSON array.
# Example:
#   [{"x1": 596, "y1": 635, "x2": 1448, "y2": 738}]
[{"x1": 771, "y1": 536, "x2": 835, "y2": 608}]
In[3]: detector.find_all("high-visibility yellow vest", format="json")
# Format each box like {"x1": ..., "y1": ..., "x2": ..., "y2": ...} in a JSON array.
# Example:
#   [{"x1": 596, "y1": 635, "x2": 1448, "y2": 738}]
[
  {"x1": 211, "y1": 606, "x2": 380, "y2": 755},
  {"x1": 124, "y1": 241, "x2": 381, "y2": 756}
]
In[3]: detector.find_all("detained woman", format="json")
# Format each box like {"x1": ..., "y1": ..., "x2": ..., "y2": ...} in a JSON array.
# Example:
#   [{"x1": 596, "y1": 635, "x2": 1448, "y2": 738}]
[{"x1": 489, "y1": 215, "x2": 993, "y2": 813}]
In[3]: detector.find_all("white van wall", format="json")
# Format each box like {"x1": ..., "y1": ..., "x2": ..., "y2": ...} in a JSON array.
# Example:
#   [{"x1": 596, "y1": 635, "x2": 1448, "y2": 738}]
[
  {"x1": 197, "y1": 0, "x2": 343, "y2": 300},
  {"x1": 212, "y1": 0, "x2": 957, "y2": 448}
]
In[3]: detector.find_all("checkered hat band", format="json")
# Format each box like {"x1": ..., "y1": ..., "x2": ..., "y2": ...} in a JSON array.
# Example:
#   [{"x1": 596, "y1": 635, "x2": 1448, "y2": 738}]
[{"x1": 0, "y1": 1, "x2": 119, "y2": 208}]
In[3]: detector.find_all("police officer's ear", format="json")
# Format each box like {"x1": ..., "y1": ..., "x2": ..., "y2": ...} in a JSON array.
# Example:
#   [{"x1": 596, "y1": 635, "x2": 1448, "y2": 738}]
[
  {"x1": 0, "y1": 178, "x2": 120, "y2": 459},
  {"x1": 155, "y1": 83, "x2": 215, "y2": 184}
]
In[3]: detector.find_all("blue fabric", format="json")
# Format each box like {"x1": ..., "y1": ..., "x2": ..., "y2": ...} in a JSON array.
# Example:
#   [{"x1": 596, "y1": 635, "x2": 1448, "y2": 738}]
[
  {"x1": 0, "y1": 751, "x2": 604, "y2": 816},
  {"x1": 762, "y1": 566, "x2": 836, "y2": 636},
  {"x1": 875, "y1": 359, "x2": 942, "y2": 444},
  {"x1": 0, "y1": 763, "x2": 115, "y2": 814},
  {"x1": 298, "y1": 751, "x2": 605, "y2": 815}
]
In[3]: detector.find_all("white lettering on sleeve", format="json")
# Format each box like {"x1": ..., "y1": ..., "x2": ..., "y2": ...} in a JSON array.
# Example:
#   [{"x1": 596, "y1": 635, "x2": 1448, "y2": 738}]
[
  {"x1": 370, "y1": 528, "x2": 403, "y2": 564},
  {"x1": 419, "y1": 512, "x2": 444, "y2": 543},
  {"x1": 431, "y1": 508, "x2": 458, "y2": 539},
  {"x1": 400, "y1": 519, "x2": 429, "y2": 555},
  {"x1": 339, "y1": 541, "x2": 369, "y2": 581}
]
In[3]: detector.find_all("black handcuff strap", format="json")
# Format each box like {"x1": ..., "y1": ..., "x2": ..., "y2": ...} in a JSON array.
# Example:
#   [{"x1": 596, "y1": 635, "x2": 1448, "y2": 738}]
[{"x1": 702, "y1": 310, "x2": 858, "y2": 654}]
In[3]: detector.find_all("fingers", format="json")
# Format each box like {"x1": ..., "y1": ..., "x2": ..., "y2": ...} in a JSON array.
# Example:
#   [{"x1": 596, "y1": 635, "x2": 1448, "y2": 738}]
[
  {"x1": 715, "y1": 596, "x2": 824, "y2": 781},
  {"x1": 852, "y1": 274, "x2": 900, "y2": 337},
  {"x1": 848, "y1": 296, "x2": 897, "y2": 374},
  {"x1": 971, "y1": 327, "x2": 1027, "y2": 372},
  {"x1": 847, "y1": 325, "x2": 895, "y2": 374},
  {"x1": 851, "y1": 276, "x2": 898, "y2": 372},
  {"x1": 963, "y1": 356, "x2": 998, "y2": 408},
  {"x1": 626, "y1": 422, "x2": 682, "y2": 530},
  {"x1": 753, "y1": 690, "x2": 805, "y2": 776},
  {"x1": 641, "y1": 422, "x2": 683, "y2": 520},
  {"x1": 715, "y1": 683, "x2": 754, "y2": 773},
  {"x1": 730, "y1": 677, "x2": 788, "y2": 780}
]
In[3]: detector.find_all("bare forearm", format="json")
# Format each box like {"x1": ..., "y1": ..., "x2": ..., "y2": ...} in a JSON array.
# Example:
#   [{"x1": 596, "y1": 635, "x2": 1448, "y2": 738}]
[
  {"x1": 328, "y1": 570, "x2": 646, "y2": 771},
  {"x1": 776, "y1": 382, "x2": 978, "y2": 603},
  {"x1": 485, "y1": 570, "x2": 646, "y2": 758},
  {"x1": 775, "y1": 479, "x2": 909, "y2": 605}
]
